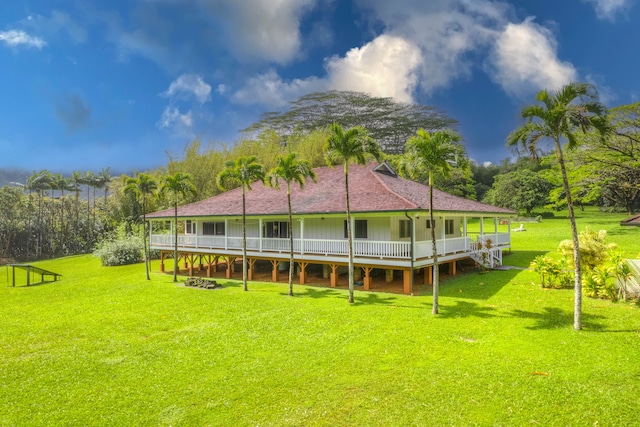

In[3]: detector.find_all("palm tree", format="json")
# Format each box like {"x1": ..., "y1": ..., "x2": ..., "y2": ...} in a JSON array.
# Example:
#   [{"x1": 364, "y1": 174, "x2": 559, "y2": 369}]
[
  {"x1": 217, "y1": 156, "x2": 265, "y2": 291},
  {"x1": 161, "y1": 172, "x2": 196, "y2": 282},
  {"x1": 125, "y1": 173, "x2": 158, "y2": 281},
  {"x1": 268, "y1": 153, "x2": 318, "y2": 296},
  {"x1": 507, "y1": 82, "x2": 609, "y2": 330},
  {"x1": 401, "y1": 129, "x2": 464, "y2": 314},
  {"x1": 324, "y1": 123, "x2": 382, "y2": 304},
  {"x1": 97, "y1": 167, "x2": 112, "y2": 210}
]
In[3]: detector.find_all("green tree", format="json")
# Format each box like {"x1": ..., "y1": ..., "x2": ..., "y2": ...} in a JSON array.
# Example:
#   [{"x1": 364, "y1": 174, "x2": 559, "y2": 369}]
[
  {"x1": 124, "y1": 173, "x2": 158, "y2": 280},
  {"x1": 484, "y1": 169, "x2": 552, "y2": 215},
  {"x1": 161, "y1": 172, "x2": 197, "y2": 282},
  {"x1": 217, "y1": 156, "x2": 266, "y2": 291},
  {"x1": 245, "y1": 91, "x2": 456, "y2": 154},
  {"x1": 507, "y1": 82, "x2": 609, "y2": 330},
  {"x1": 268, "y1": 152, "x2": 318, "y2": 296},
  {"x1": 400, "y1": 129, "x2": 465, "y2": 314},
  {"x1": 324, "y1": 123, "x2": 382, "y2": 303}
]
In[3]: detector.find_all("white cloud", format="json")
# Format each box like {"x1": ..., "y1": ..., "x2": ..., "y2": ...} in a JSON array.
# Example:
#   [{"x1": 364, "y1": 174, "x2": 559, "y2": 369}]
[
  {"x1": 158, "y1": 106, "x2": 193, "y2": 129},
  {"x1": 487, "y1": 17, "x2": 577, "y2": 97},
  {"x1": 0, "y1": 29, "x2": 46, "y2": 49},
  {"x1": 325, "y1": 34, "x2": 422, "y2": 103},
  {"x1": 24, "y1": 11, "x2": 87, "y2": 44},
  {"x1": 232, "y1": 69, "x2": 325, "y2": 107},
  {"x1": 163, "y1": 74, "x2": 212, "y2": 104},
  {"x1": 197, "y1": 0, "x2": 317, "y2": 64},
  {"x1": 582, "y1": 0, "x2": 633, "y2": 20}
]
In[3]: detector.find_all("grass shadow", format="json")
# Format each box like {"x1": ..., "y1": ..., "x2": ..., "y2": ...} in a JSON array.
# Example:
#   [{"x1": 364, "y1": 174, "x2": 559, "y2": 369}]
[
  {"x1": 353, "y1": 292, "x2": 398, "y2": 306},
  {"x1": 296, "y1": 287, "x2": 344, "y2": 300},
  {"x1": 510, "y1": 307, "x2": 606, "y2": 330},
  {"x1": 437, "y1": 300, "x2": 500, "y2": 319},
  {"x1": 438, "y1": 269, "x2": 521, "y2": 300},
  {"x1": 501, "y1": 250, "x2": 548, "y2": 268}
]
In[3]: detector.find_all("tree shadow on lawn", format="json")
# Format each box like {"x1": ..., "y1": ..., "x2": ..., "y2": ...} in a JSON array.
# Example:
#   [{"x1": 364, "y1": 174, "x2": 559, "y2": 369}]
[
  {"x1": 502, "y1": 250, "x2": 547, "y2": 269},
  {"x1": 510, "y1": 307, "x2": 607, "y2": 330},
  {"x1": 437, "y1": 300, "x2": 500, "y2": 319}
]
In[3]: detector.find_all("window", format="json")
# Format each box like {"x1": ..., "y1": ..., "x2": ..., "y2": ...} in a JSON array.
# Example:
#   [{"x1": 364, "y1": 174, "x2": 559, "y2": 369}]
[
  {"x1": 185, "y1": 220, "x2": 196, "y2": 234},
  {"x1": 426, "y1": 219, "x2": 435, "y2": 229},
  {"x1": 203, "y1": 222, "x2": 225, "y2": 236},
  {"x1": 399, "y1": 219, "x2": 411, "y2": 238},
  {"x1": 344, "y1": 219, "x2": 368, "y2": 239},
  {"x1": 264, "y1": 221, "x2": 289, "y2": 238},
  {"x1": 445, "y1": 219, "x2": 455, "y2": 235}
]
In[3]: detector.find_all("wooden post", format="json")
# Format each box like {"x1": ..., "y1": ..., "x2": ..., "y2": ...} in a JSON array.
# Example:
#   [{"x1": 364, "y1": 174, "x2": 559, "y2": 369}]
[
  {"x1": 330, "y1": 264, "x2": 339, "y2": 287},
  {"x1": 226, "y1": 257, "x2": 236, "y2": 279},
  {"x1": 159, "y1": 251, "x2": 165, "y2": 272},
  {"x1": 385, "y1": 269, "x2": 394, "y2": 283},
  {"x1": 322, "y1": 264, "x2": 330, "y2": 279},
  {"x1": 449, "y1": 261, "x2": 456, "y2": 276},
  {"x1": 424, "y1": 266, "x2": 433, "y2": 285},
  {"x1": 403, "y1": 270, "x2": 411, "y2": 294},
  {"x1": 362, "y1": 267, "x2": 373, "y2": 290},
  {"x1": 271, "y1": 260, "x2": 280, "y2": 282},
  {"x1": 247, "y1": 258, "x2": 256, "y2": 281},
  {"x1": 212, "y1": 256, "x2": 219, "y2": 273},
  {"x1": 297, "y1": 262, "x2": 309, "y2": 285}
]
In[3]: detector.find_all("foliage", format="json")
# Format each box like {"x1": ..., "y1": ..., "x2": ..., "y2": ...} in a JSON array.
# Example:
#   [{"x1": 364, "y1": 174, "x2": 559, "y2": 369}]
[
  {"x1": 557, "y1": 228, "x2": 617, "y2": 270},
  {"x1": 484, "y1": 169, "x2": 553, "y2": 215},
  {"x1": 93, "y1": 235, "x2": 143, "y2": 266},
  {"x1": 530, "y1": 255, "x2": 573, "y2": 288},
  {"x1": 244, "y1": 90, "x2": 457, "y2": 154}
]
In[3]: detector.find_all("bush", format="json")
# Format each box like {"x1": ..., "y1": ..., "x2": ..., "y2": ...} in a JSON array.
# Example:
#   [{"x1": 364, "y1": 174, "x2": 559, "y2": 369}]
[
  {"x1": 530, "y1": 255, "x2": 573, "y2": 289},
  {"x1": 93, "y1": 235, "x2": 144, "y2": 266}
]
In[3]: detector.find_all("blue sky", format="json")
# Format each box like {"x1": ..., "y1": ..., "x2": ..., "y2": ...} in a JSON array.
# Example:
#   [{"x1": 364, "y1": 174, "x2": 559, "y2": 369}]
[{"x1": 1, "y1": 0, "x2": 638, "y2": 174}]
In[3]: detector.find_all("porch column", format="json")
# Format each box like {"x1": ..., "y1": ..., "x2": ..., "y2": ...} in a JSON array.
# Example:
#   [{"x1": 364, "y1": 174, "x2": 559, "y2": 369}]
[
  {"x1": 198, "y1": 255, "x2": 204, "y2": 271},
  {"x1": 259, "y1": 218, "x2": 263, "y2": 252},
  {"x1": 225, "y1": 219, "x2": 228, "y2": 250},
  {"x1": 463, "y1": 216, "x2": 468, "y2": 237},
  {"x1": 271, "y1": 260, "x2": 280, "y2": 282},
  {"x1": 212, "y1": 256, "x2": 219, "y2": 273},
  {"x1": 226, "y1": 256, "x2": 236, "y2": 279},
  {"x1": 362, "y1": 267, "x2": 373, "y2": 291},
  {"x1": 300, "y1": 218, "x2": 305, "y2": 254},
  {"x1": 441, "y1": 215, "x2": 446, "y2": 255},
  {"x1": 448, "y1": 261, "x2": 456, "y2": 276},
  {"x1": 297, "y1": 262, "x2": 309, "y2": 285},
  {"x1": 247, "y1": 258, "x2": 256, "y2": 281},
  {"x1": 385, "y1": 269, "x2": 394, "y2": 282},
  {"x1": 424, "y1": 266, "x2": 433, "y2": 285},
  {"x1": 322, "y1": 264, "x2": 330, "y2": 279},
  {"x1": 403, "y1": 270, "x2": 411, "y2": 294},
  {"x1": 330, "y1": 264, "x2": 339, "y2": 287},
  {"x1": 159, "y1": 251, "x2": 165, "y2": 272},
  {"x1": 479, "y1": 216, "x2": 484, "y2": 236}
]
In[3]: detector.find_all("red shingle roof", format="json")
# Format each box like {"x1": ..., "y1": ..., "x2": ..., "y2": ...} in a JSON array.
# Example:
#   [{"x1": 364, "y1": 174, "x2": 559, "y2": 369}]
[
  {"x1": 620, "y1": 214, "x2": 640, "y2": 226},
  {"x1": 147, "y1": 162, "x2": 515, "y2": 219}
]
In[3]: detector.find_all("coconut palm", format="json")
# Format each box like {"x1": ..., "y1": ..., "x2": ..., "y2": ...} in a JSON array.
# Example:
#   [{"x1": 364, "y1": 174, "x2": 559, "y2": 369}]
[
  {"x1": 125, "y1": 173, "x2": 158, "y2": 281},
  {"x1": 217, "y1": 156, "x2": 266, "y2": 291},
  {"x1": 324, "y1": 123, "x2": 382, "y2": 304},
  {"x1": 161, "y1": 172, "x2": 196, "y2": 282},
  {"x1": 401, "y1": 129, "x2": 465, "y2": 314},
  {"x1": 507, "y1": 82, "x2": 609, "y2": 330},
  {"x1": 96, "y1": 167, "x2": 112, "y2": 210},
  {"x1": 268, "y1": 152, "x2": 318, "y2": 296}
]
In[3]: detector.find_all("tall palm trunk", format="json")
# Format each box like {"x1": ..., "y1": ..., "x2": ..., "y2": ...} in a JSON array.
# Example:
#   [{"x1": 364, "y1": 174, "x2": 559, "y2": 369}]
[
  {"x1": 556, "y1": 139, "x2": 582, "y2": 329},
  {"x1": 242, "y1": 186, "x2": 248, "y2": 291},
  {"x1": 142, "y1": 195, "x2": 150, "y2": 281},
  {"x1": 173, "y1": 201, "x2": 178, "y2": 282},
  {"x1": 287, "y1": 184, "x2": 295, "y2": 296},
  {"x1": 345, "y1": 163, "x2": 355, "y2": 304},
  {"x1": 429, "y1": 172, "x2": 440, "y2": 314}
]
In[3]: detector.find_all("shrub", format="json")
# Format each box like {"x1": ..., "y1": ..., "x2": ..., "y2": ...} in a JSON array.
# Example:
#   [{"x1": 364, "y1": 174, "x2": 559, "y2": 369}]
[
  {"x1": 530, "y1": 255, "x2": 573, "y2": 289},
  {"x1": 93, "y1": 235, "x2": 144, "y2": 266}
]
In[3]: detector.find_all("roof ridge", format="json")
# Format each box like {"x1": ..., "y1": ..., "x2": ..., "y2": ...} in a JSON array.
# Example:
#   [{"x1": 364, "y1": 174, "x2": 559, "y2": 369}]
[{"x1": 368, "y1": 166, "x2": 418, "y2": 209}]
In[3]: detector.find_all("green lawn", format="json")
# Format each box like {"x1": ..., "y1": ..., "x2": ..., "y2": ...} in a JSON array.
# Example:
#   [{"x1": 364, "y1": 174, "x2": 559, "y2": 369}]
[{"x1": 1, "y1": 208, "x2": 638, "y2": 426}]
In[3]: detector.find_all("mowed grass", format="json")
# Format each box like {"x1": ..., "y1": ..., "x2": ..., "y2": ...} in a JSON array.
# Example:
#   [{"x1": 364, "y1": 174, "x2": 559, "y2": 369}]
[{"x1": 1, "y1": 208, "x2": 639, "y2": 426}]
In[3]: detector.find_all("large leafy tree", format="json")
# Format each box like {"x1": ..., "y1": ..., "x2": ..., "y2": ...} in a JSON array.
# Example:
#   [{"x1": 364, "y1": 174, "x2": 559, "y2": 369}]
[
  {"x1": 217, "y1": 156, "x2": 266, "y2": 291},
  {"x1": 268, "y1": 152, "x2": 318, "y2": 296},
  {"x1": 484, "y1": 169, "x2": 553, "y2": 216},
  {"x1": 324, "y1": 123, "x2": 382, "y2": 304},
  {"x1": 400, "y1": 129, "x2": 465, "y2": 314},
  {"x1": 161, "y1": 172, "x2": 196, "y2": 282},
  {"x1": 507, "y1": 82, "x2": 609, "y2": 330},
  {"x1": 245, "y1": 91, "x2": 456, "y2": 154},
  {"x1": 125, "y1": 173, "x2": 158, "y2": 281}
]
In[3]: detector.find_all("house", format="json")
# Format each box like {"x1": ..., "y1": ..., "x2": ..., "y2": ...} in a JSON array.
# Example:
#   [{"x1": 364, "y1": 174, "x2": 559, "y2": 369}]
[
  {"x1": 620, "y1": 214, "x2": 640, "y2": 227},
  {"x1": 146, "y1": 162, "x2": 516, "y2": 294}
]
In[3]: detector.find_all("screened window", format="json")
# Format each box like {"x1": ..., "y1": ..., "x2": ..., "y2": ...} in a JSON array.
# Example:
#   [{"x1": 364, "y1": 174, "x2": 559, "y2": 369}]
[
  {"x1": 445, "y1": 219, "x2": 455, "y2": 235},
  {"x1": 399, "y1": 219, "x2": 411, "y2": 238},
  {"x1": 426, "y1": 219, "x2": 435, "y2": 229},
  {"x1": 185, "y1": 220, "x2": 196, "y2": 234},
  {"x1": 203, "y1": 222, "x2": 225, "y2": 236},
  {"x1": 344, "y1": 219, "x2": 368, "y2": 239},
  {"x1": 264, "y1": 221, "x2": 289, "y2": 238}
]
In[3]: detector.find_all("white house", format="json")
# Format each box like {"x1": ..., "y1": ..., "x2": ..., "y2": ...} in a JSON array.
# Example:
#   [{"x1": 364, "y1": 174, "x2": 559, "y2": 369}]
[{"x1": 146, "y1": 162, "x2": 515, "y2": 294}]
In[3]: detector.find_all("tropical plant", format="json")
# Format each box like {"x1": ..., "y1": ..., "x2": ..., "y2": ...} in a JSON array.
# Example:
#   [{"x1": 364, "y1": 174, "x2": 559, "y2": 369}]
[
  {"x1": 507, "y1": 82, "x2": 609, "y2": 330},
  {"x1": 268, "y1": 152, "x2": 318, "y2": 296},
  {"x1": 216, "y1": 156, "x2": 266, "y2": 291},
  {"x1": 124, "y1": 173, "x2": 158, "y2": 280},
  {"x1": 161, "y1": 172, "x2": 196, "y2": 282},
  {"x1": 400, "y1": 128, "x2": 465, "y2": 314},
  {"x1": 324, "y1": 123, "x2": 382, "y2": 303}
]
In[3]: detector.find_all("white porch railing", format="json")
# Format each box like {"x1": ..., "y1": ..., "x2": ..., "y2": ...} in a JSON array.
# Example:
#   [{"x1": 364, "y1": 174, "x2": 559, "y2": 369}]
[{"x1": 150, "y1": 232, "x2": 510, "y2": 260}]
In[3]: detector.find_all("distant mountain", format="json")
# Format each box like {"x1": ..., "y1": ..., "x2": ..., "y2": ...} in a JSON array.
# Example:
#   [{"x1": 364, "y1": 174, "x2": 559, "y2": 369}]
[{"x1": 0, "y1": 168, "x2": 30, "y2": 187}]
